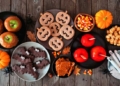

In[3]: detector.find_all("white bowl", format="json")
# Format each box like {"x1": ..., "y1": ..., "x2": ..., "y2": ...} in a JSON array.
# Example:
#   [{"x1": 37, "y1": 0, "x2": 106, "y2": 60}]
[{"x1": 11, "y1": 42, "x2": 51, "y2": 82}]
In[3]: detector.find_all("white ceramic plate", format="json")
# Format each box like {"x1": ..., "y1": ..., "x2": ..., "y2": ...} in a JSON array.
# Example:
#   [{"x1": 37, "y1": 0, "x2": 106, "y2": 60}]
[
  {"x1": 107, "y1": 50, "x2": 120, "y2": 80},
  {"x1": 11, "y1": 42, "x2": 51, "y2": 82}
]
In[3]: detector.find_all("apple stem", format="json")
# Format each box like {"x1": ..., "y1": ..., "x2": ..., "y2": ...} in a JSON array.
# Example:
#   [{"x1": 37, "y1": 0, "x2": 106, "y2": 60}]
[
  {"x1": 99, "y1": 54, "x2": 109, "y2": 58},
  {"x1": 10, "y1": 23, "x2": 14, "y2": 27},
  {"x1": 89, "y1": 38, "x2": 95, "y2": 40},
  {"x1": 5, "y1": 36, "x2": 10, "y2": 40},
  {"x1": 80, "y1": 55, "x2": 87, "y2": 59}
]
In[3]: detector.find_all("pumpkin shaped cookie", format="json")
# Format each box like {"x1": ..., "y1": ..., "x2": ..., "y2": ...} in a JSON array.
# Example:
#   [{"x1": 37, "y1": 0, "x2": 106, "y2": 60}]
[
  {"x1": 56, "y1": 11, "x2": 70, "y2": 25},
  {"x1": 49, "y1": 37, "x2": 63, "y2": 51},
  {"x1": 59, "y1": 25, "x2": 75, "y2": 40},
  {"x1": 37, "y1": 26, "x2": 51, "y2": 41},
  {"x1": 49, "y1": 22, "x2": 61, "y2": 36},
  {"x1": 39, "y1": 12, "x2": 54, "y2": 26}
]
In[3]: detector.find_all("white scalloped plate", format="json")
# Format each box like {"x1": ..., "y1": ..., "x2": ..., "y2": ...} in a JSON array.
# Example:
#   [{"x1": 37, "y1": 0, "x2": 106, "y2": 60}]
[
  {"x1": 11, "y1": 42, "x2": 50, "y2": 82},
  {"x1": 108, "y1": 50, "x2": 120, "y2": 80}
]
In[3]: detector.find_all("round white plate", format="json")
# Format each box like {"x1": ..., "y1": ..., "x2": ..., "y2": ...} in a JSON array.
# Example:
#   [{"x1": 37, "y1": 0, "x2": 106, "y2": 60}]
[
  {"x1": 107, "y1": 50, "x2": 120, "y2": 80},
  {"x1": 11, "y1": 42, "x2": 51, "y2": 82}
]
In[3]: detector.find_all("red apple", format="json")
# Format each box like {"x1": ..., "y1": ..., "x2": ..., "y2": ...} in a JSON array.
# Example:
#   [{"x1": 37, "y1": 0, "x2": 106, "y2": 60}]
[
  {"x1": 81, "y1": 34, "x2": 95, "y2": 47},
  {"x1": 91, "y1": 46, "x2": 106, "y2": 62},
  {"x1": 73, "y1": 48, "x2": 88, "y2": 63}
]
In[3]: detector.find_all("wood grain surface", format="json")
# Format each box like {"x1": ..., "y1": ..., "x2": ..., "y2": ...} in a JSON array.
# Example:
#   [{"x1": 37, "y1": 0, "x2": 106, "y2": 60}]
[{"x1": 0, "y1": 0, "x2": 120, "y2": 86}]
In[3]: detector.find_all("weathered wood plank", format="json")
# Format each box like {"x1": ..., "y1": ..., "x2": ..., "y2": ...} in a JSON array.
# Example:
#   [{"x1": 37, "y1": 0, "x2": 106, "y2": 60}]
[
  {"x1": 76, "y1": 0, "x2": 92, "y2": 14},
  {"x1": 91, "y1": 0, "x2": 108, "y2": 36},
  {"x1": 59, "y1": 0, "x2": 76, "y2": 86},
  {"x1": 43, "y1": 0, "x2": 61, "y2": 11},
  {"x1": 10, "y1": 0, "x2": 27, "y2": 86},
  {"x1": 9, "y1": 73, "x2": 20, "y2": 86},
  {"x1": 42, "y1": 0, "x2": 61, "y2": 86},
  {"x1": 0, "y1": 0, "x2": 10, "y2": 86},
  {"x1": 107, "y1": 0, "x2": 120, "y2": 86},
  {"x1": 75, "y1": 0, "x2": 92, "y2": 86},
  {"x1": 0, "y1": 71, "x2": 9, "y2": 86},
  {"x1": 1, "y1": 0, "x2": 120, "y2": 86},
  {"x1": 26, "y1": 0, "x2": 43, "y2": 41},
  {"x1": 43, "y1": 76, "x2": 60, "y2": 86},
  {"x1": 26, "y1": 80, "x2": 43, "y2": 86},
  {"x1": 92, "y1": 0, "x2": 108, "y2": 15},
  {"x1": 11, "y1": 0, "x2": 27, "y2": 20},
  {"x1": 108, "y1": 0, "x2": 118, "y2": 24},
  {"x1": 26, "y1": 0, "x2": 43, "y2": 85},
  {"x1": 27, "y1": 0, "x2": 43, "y2": 22},
  {"x1": 108, "y1": 76, "x2": 120, "y2": 86},
  {"x1": 60, "y1": 75, "x2": 75, "y2": 86},
  {"x1": 61, "y1": 0, "x2": 76, "y2": 19},
  {"x1": 0, "y1": 0, "x2": 10, "y2": 11},
  {"x1": 107, "y1": 0, "x2": 120, "y2": 50},
  {"x1": 91, "y1": 62, "x2": 108, "y2": 86},
  {"x1": 74, "y1": 68, "x2": 91, "y2": 86},
  {"x1": 91, "y1": 0, "x2": 108, "y2": 34},
  {"x1": 91, "y1": 0, "x2": 108, "y2": 86}
]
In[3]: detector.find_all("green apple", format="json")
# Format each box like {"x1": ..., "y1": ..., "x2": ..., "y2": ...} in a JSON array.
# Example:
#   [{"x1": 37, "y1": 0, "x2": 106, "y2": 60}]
[
  {"x1": 0, "y1": 32, "x2": 18, "y2": 48},
  {"x1": 4, "y1": 16, "x2": 22, "y2": 32},
  {"x1": 4, "y1": 35, "x2": 12, "y2": 43},
  {"x1": 9, "y1": 20, "x2": 18, "y2": 29}
]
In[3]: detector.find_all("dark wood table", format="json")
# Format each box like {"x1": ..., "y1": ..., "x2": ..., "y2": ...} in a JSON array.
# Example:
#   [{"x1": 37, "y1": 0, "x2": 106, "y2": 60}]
[{"x1": 0, "y1": 0, "x2": 120, "y2": 86}]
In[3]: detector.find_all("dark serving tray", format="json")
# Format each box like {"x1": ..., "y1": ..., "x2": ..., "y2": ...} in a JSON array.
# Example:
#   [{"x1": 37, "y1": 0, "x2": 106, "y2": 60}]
[
  {"x1": 70, "y1": 32, "x2": 108, "y2": 69},
  {"x1": 35, "y1": 9, "x2": 74, "y2": 51}
]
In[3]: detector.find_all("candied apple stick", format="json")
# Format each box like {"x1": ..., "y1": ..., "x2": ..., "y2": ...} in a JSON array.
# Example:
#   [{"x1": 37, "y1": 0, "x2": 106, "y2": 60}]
[
  {"x1": 80, "y1": 55, "x2": 87, "y2": 59},
  {"x1": 99, "y1": 54, "x2": 109, "y2": 58},
  {"x1": 89, "y1": 38, "x2": 95, "y2": 40}
]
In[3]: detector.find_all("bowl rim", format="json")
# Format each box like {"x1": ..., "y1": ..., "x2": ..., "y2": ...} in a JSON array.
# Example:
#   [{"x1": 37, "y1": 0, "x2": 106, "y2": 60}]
[
  {"x1": 11, "y1": 41, "x2": 51, "y2": 82},
  {"x1": 74, "y1": 13, "x2": 95, "y2": 32},
  {"x1": 52, "y1": 56, "x2": 75, "y2": 78}
]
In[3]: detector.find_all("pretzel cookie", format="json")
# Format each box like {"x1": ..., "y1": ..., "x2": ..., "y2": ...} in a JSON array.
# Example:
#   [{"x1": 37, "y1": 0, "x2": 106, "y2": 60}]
[
  {"x1": 37, "y1": 26, "x2": 51, "y2": 41},
  {"x1": 56, "y1": 11, "x2": 70, "y2": 25},
  {"x1": 49, "y1": 37, "x2": 63, "y2": 51},
  {"x1": 49, "y1": 22, "x2": 61, "y2": 36},
  {"x1": 39, "y1": 12, "x2": 54, "y2": 26},
  {"x1": 59, "y1": 25, "x2": 75, "y2": 40}
]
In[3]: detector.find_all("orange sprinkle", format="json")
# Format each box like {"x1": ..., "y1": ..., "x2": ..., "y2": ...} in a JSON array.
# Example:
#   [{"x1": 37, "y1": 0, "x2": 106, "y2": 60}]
[
  {"x1": 52, "y1": 51, "x2": 57, "y2": 58},
  {"x1": 83, "y1": 70, "x2": 87, "y2": 75}
]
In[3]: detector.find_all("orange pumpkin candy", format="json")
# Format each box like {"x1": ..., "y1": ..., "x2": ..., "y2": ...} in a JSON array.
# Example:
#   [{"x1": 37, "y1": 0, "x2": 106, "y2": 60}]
[
  {"x1": 0, "y1": 50, "x2": 10, "y2": 69},
  {"x1": 95, "y1": 10, "x2": 113, "y2": 29}
]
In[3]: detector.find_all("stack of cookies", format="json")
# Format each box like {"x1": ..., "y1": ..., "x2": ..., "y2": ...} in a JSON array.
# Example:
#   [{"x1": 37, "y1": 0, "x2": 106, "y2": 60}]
[
  {"x1": 12, "y1": 46, "x2": 49, "y2": 79},
  {"x1": 37, "y1": 11, "x2": 75, "y2": 51}
]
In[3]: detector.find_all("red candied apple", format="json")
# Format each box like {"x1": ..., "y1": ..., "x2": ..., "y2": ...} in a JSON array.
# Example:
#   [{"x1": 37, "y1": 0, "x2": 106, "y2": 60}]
[
  {"x1": 91, "y1": 46, "x2": 106, "y2": 62},
  {"x1": 73, "y1": 48, "x2": 88, "y2": 63},
  {"x1": 81, "y1": 34, "x2": 95, "y2": 47}
]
